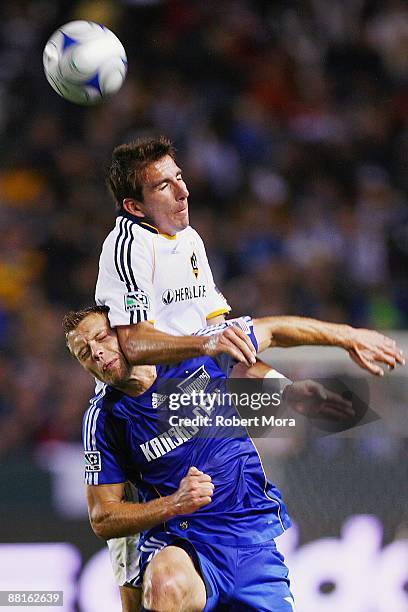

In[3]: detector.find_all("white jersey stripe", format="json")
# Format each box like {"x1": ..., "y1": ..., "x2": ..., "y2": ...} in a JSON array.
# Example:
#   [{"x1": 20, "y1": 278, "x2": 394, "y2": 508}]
[
  {"x1": 84, "y1": 389, "x2": 105, "y2": 451},
  {"x1": 149, "y1": 536, "x2": 167, "y2": 547},
  {"x1": 85, "y1": 389, "x2": 106, "y2": 448},
  {"x1": 194, "y1": 316, "x2": 252, "y2": 337},
  {"x1": 83, "y1": 389, "x2": 106, "y2": 485},
  {"x1": 90, "y1": 408, "x2": 101, "y2": 485}
]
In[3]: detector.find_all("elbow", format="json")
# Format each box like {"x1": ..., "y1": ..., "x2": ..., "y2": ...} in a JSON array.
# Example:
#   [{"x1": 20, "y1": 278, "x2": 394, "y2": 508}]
[
  {"x1": 117, "y1": 323, "x2": 151, "y2": 366},
  {"x1": 89, "y1": 508, "x2": 114, "y2": 540}
]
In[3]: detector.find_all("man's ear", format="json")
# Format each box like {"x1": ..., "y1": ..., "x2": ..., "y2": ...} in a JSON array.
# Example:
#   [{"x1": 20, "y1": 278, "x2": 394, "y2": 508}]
[{"x1": 123, "y1": 198, "x2": 145, "y2": 218}]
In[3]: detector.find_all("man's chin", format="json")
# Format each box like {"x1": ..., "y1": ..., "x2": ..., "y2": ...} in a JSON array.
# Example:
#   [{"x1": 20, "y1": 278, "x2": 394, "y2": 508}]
[
  {"x1": 175, "y1": 214, "x2": 189, "y2": 231},
  {"x1": 99, "y1": 368, "x2": 126, "y2": 387}
]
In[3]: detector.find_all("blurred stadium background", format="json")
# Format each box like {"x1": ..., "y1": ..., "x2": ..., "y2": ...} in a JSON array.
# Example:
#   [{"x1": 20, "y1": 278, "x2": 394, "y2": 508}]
[{"x1": 0, "y1": 1, "x2": 407, "y2": 610}]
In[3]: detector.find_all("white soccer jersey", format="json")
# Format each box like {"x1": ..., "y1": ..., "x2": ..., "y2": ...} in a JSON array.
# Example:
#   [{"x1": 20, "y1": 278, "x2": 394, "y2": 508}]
[{"x1": 95, "y1": 212, "x2": 230, "y2": 334}]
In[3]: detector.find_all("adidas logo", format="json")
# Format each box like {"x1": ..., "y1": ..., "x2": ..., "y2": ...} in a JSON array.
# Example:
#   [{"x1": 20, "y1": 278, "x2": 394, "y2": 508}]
[{"x1": 152, "y1": 393, "x2": 167, "y2": 409}]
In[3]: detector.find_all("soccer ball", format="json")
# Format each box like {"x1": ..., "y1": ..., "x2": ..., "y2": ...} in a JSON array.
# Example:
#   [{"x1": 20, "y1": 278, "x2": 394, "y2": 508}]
[{"x1": 43, "y1": 20, "x2": 127, "y2": 105}]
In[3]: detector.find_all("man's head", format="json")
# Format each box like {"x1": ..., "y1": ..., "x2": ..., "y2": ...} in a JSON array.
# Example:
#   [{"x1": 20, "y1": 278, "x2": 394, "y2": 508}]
[
  {"x1": 107, "y1": 136, "x2": 189, "y2": 235},
  {"x1": 63, "y1": 306, "x2": 133, "y2": 387}
]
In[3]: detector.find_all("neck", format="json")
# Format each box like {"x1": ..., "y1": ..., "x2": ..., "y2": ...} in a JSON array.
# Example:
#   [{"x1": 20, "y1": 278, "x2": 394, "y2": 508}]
[{"x1": 115, "y1": 365, "x2": 157, "y2": 397}]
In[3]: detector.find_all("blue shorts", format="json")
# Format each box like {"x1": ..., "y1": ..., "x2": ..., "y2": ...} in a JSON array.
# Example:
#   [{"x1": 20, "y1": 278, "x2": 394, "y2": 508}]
[{"x1": 137, "y1": 532, "x2": 295, "y2": 611}]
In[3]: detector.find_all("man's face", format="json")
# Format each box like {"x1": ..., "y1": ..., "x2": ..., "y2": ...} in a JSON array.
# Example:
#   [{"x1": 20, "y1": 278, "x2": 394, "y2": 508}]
[
  {"x1": 139, "y1": 155, "x2": 189, "y2": 235},
  {"x1": 67, "y1": 313, "x2": 131, "y2": 386}
]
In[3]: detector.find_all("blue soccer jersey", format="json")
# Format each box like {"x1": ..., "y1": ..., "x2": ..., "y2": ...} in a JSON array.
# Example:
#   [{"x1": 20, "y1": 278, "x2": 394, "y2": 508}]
[{"x1": 82, "y1": 317, "x2": 291, "y2": 549}]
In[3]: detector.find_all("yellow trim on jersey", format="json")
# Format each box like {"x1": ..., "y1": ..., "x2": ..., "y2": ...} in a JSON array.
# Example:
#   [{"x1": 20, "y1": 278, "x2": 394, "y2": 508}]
[
  {"x1": 206, "y1": 307, "x2": 231, "y2": 320},
  {"x1": 140, "y1": 221, "x2": 159, "y2": 233},
  {"x1": 139, "y1": 221, "x2": 176, "y2": 240}
]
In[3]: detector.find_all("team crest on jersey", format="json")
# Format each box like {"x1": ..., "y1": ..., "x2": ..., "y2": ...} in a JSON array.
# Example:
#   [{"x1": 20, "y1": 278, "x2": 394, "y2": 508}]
[
  {"x1": 190, "y1": 252, "x2": 199, "y2": 278},
  {"x1": 140, "y1": 365, "x2": 211, "y2": 463},
  {"x1": 177, "y1": 365, "x2": 210, "y2": 394},
  {"x1": 84, "y1": 451, "x2": 101, "y2": 472},
  {"x1": 124, "y1": 290, "x2": 150, "y2": 312}
]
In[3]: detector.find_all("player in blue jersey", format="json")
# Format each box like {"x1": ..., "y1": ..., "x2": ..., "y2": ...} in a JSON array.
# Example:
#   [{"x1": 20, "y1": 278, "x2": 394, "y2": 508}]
[{"x1": 64, "y1": 306, "x2": 403, "y2": 611}]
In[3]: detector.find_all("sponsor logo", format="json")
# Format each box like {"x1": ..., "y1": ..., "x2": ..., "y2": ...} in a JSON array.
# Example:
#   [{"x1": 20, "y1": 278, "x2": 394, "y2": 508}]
[
  {"x1": 84, "y1": 451, "x2": 101, "y2": 472},
  {"x1": 124, "y1": 290, "x2": 150, "y2": 312},
  {"x1": 190, "y1": 252, "x2": 199, "y2": 278},
  {"x1": 162, "y1": 285, "x2": 206, "y2": 305}
]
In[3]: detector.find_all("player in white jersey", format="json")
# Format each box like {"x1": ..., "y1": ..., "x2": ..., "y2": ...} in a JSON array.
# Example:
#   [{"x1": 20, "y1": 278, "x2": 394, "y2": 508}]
[
  {"x1": 96, "y1": 213, "x2": 230, "y2": 336},
  {"x1": 95, "y1": 136, "x2": 404, "y2": 609},
  {"x1": 95, "y1": 136, "x2": 255, "y2": 609}
]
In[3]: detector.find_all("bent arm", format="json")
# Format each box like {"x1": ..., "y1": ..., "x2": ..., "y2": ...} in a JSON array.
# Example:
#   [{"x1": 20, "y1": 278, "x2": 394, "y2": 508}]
[
  {"x1": 87, "y1": 467, "x2": 214, "y2": 540},
  {"x1": 87, "y1": 482, "x2": 179, "y2": 540}
]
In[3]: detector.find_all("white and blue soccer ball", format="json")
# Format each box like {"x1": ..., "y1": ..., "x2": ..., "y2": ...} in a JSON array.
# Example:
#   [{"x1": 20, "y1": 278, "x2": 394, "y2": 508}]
[{"x1": 43, "y1": 20, "x2": 127, "y2": 105}]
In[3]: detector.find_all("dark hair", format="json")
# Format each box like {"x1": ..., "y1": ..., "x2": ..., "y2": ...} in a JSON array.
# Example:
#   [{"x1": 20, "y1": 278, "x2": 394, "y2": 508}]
[
  {"x1": 62, "y1": 305, "x2": 109, "y2": 345},
  {"x1": 106, "y1": 135, "x2": 176, "y2": 210}
]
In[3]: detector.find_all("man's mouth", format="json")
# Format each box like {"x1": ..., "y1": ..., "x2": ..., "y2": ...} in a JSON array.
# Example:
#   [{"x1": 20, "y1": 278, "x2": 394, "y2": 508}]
[{"x1": 103, "y1": 358, "x2": 118, "y2": 372}]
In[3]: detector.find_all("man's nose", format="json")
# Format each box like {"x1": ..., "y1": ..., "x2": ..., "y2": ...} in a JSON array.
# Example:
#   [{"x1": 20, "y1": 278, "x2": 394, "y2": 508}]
[
  {"x1": 91, "y1": 344, "x2": 103, "y2": 360},
  {"x1": 176, "y1": 182, "x2": 189, "y2": 198}
]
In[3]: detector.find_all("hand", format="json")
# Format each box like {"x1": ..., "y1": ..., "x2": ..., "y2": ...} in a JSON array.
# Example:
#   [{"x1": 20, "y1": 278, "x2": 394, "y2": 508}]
[
  {"x1": 283, "y1": 380, "x2": 355, "y2": 421},
  {"x1": 203, "y1": 326, "x2": 256, "y2": 367},
  {"x1": 170, "y1": 467, "x2": 214, "y2": 515},
  {"x1": 347, "y1": 328, "x2": 405, "y2": 376}
]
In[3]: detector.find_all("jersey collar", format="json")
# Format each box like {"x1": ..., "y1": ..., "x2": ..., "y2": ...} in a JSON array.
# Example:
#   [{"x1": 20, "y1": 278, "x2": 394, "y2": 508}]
[{"x1": 117, "y1": 210, "x2": 176, "y2": 240}]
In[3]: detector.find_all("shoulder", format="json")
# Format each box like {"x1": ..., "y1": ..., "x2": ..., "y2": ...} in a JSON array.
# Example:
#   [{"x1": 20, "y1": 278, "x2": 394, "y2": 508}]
[
  {"x1": 82, "y1": 387, "x2": 125, "y2": 431},
  {"x1": 101, "y1": 218, "x2": 153, "y2": 253},
  {"x1": 185, "y1": 226, "x2": 204, "y2": 245},
  {"x1": 82, "y1": 389, "x2": 108, "y2": 447}
]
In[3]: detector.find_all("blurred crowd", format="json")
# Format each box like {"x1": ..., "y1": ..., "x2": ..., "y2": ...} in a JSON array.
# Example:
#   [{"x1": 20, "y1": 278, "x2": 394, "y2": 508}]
[{"x1": 0, "y1": 0, "x2": 407, "y2": 456}]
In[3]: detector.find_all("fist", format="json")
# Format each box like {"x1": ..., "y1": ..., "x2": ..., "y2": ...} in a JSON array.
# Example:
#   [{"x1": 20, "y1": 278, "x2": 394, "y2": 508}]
[{"x1": 171, "y1": 467, "x2": 214, "y2": 515}]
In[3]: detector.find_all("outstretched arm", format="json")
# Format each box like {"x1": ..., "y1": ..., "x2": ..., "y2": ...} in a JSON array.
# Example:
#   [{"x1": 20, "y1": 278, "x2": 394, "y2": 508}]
[{"x1": 253, "y1": 316, "x2": 404, "y2": 376}]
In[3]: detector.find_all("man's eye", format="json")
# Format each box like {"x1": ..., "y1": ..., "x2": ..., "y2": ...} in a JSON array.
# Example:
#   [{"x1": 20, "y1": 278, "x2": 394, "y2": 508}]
[
  {"x1": 177, "y1": 175, "x2": 183, "y2": 181},
  {"x1": 159, "y1": 183, "x2": 168, "y2": 191},
  {"x1": 79, "y1": 350, "x2": 90, "y2": 360}
]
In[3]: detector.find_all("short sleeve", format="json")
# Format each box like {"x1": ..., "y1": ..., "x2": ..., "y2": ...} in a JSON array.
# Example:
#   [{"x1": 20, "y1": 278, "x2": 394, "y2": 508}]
[
  {"x1": 82, "y1": 400, "x2": 126, "y2": 486},
  {"x1": 194, "y1": 316, "x2": 258, "y2": 374},
  {"x1": 95, "y1": 218, "x2": 155, "y2": 327}
]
